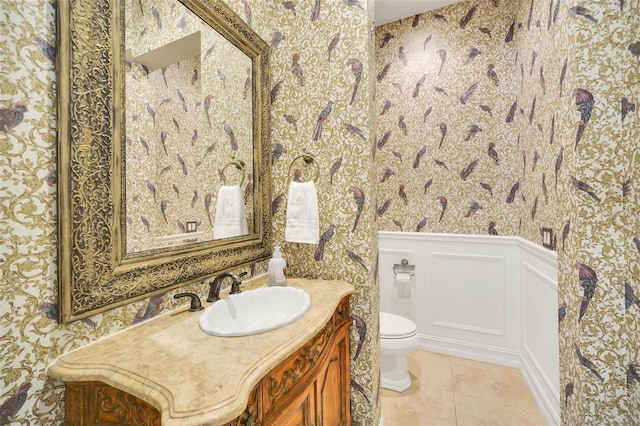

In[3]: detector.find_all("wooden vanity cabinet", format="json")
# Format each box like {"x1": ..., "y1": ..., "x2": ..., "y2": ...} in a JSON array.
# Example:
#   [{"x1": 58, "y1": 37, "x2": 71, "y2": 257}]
[{"x1": 63, "y1": 297, "x2": 351, "y2": 426}]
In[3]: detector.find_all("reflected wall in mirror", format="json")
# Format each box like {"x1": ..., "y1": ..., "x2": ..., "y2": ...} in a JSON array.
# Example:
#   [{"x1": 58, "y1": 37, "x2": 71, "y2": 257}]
[
  {"x1": 57, "y1": 0, "x2": 272, "y2": 323},
  {"x1": 124, "y1": 0, "x2": 255, "y2": 252}
]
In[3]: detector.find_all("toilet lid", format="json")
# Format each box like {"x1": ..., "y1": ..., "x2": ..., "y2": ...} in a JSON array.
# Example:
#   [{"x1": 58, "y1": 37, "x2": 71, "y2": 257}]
[{"x1": 380, "y1": 312, "x2": 416, "y2": 339}]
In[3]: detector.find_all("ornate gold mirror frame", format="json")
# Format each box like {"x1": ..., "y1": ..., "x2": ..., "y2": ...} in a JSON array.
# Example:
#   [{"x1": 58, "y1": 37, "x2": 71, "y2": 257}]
[{"x1": 57, "y1": 0, "x2": 272, "y2": 323}]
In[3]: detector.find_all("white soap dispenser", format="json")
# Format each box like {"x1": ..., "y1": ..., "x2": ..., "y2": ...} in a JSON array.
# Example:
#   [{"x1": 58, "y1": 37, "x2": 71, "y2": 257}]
[{"x1": 268, "y1": 246, "x2": 287, "y2": 287}]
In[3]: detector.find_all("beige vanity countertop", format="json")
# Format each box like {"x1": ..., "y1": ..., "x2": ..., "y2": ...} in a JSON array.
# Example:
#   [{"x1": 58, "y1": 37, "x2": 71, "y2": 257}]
[{"x1": 48, "y1": 277, "x2": 354, "y2": 425}]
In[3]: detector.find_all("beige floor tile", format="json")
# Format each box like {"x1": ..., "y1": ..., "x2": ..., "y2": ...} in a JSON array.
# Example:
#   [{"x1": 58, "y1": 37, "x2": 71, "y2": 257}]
[
  {"x1": 407, "y1": 350, "x2": 454, "y2": 392},
  {"x1": 451, "y1": 356, "x2": 538, "y2": 408},
  {"x1": 455, "y1": 392, "x2": 546, "y2": 426},
  {"x1": 382, "y1": 385, "x2": 457, "y2": 426}
]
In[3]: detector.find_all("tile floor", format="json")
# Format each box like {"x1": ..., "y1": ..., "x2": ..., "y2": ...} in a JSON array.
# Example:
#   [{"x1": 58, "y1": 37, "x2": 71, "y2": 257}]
[{"x1": 380, "y1": 350, "x2": 547, "y2": 426}]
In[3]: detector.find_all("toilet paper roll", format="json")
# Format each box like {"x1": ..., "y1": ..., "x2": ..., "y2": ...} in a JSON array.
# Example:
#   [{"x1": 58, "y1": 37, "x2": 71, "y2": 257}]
[{"x1": 395, "y1": 272, "x2": 412, "y2": 298}]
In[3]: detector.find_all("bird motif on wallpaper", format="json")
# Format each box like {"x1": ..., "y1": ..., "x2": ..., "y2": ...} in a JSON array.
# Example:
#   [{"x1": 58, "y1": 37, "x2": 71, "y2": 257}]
[
  {"x1": 377, "y1": 62, "x2": 391, "y2": 83},
  {"x1": 571, "y1": 176, "x2": 600, "y2": 202},
  {"x1": 436, "y1": 49, "x2": 446, "y2": 76},
  {"x1": 625, "y1": 282, "x2": 640, "y2": 310},
  {"x1": 628, "y1": 364, "x2": 640, "y2": 389},
  {"x1": 573, "y1": 88, "x2": 594, "y2": 149},
  {"x1": 240, "y1": 0, "x2": 252, "y2": 24},
  {"x1": 314, "y1": 224, "x2": 335, "y2": 261},
  {"x1": 541, "y1": 173, "x2": 548, "y2": 203},
  {"x1": 465, "y1": 201, "x2": 483, "y2": 217},
  {"x1": 345, "y1": 123, "x2": 366, "y2": 140},
  {"x1": 487, "y1": 220, "x2": 498, "y2": 235},
  {"x1": 434, "y1": 159, "x2": 449, "y2": 170},
  {"x1": 621, "y1": 97, "x2": 635, "y2": 123},
  {"x1": 326, "y1": 32, "x2": 340, "y2": 62},
  {"x1": 568, "y1": 6, "x2": 598, "y2": 23},
  {"x1": 191, "y1": 190, "x2": 199, "y2": 208},
  {"x1": 532, "y1": 149, "x2": 539, "y2": 172},
  {"x1": 349, "y1": 186, "x2": 365, "y2": 232},
  {"x1": 139, "y1": 138, "x2": 150, "y2": 155},
  {"x1": 0, "y1": 103, "x2": 27, "y2": 132},
  {"x1": 634, "y1": 237, "x2": 640, "y2": 253},
  {"x1": 398, "y1": 46, "x2": 407, "y2": 65},
  {"x1": 270, "y1": 81, "x2": 282, "y2": 104},
  {"x1": 436, "y1": 196, "x2": 448, "y2": 222},
  {"x1": 176, "y1": 89, "x2": 187, "y2": 113},
  {"x1": 343, "y1": 0, "x2": 364, "y2": 10},
  {"x1": 203, "y1": 142, "x2": 216, "y2": 160},
  {"x1": 172, "y1": 184, "x2": 180, "y2": 198},
  {"x1": 629, "y1": 41, "x2": 640, "y2": 56},
  {"x1": 398, "y1": 185, "x2": 408, "y2": 205},
  {"x1": 412, "y1": 14, "x2": 420, "y2": 27},
  {"x1": 505, "y1": 17, "x2": 515, "y2": 43},
  {"x1": 160, "y1": 200, "x2": 169, "y2": 224},
  {"x1": 312, "y1": 101, "x2": 333, "y2": 141},
  {"x1": 35, "y1": 36, "x2": 56, "y2": 64},
  {"x1": 478, "y1": 27, "x2": 492, "y2": 37},
  {"x1": 416, "y1": 216, "x2": 428, "y2": 232},
  {"x1": 347, "y1": 250, "x2": 368, "y2": 271},
  {"x1": 271, "y1": 31, "x2": 286, "y2": 48},
  {"x1": 132, "y1": 294, "x2": 165, "y2": 325},
  {"x1": 392, "y1": 82, "x2": 402, "y2": 93},
  {"x1": 145, "y1": 103, "x2": 156, "y2": 127},
  {"x1": 564, "y1": 382, "x2": 574, "y2": 406},
  {"x1": 529, "y1": 51, "x2": 537, "y2": 76},
  {"x1": 412, "y1": 146, "x2": 427, "y2": 169},
  {"x1": 172, "y1": 117, "x2": 180, "y2": 133},
  {"x1": 460, "y1": 159, "x2": 478, "y2": 180},
  {"x1": 204, "y1": 192, "x2": 214, "y2": 226},
  {"x1": 559, "y1": 57, "x2": 568, "y2": 95},
  {"x1": 150, "y1": 6, "x2": 162, "y2": 29},
  {"x1": 554, "y1": 147, "x2": 564, "y2": 189},
  {"x1": 141, "y1": 216, "x2": 150, "y2": 232},
  {"x1": 413, "y1": 74, "x2": 426, "y2": 98},
  {"x1": 506, "y1": 99, "x2": 517, "y2": 123},
  {"x1": 459, "y1": 4, "x2": 478, "y2": 29},
  {"x1": 423, "y1": 34, "x2": 432, "y2": 50},
  {"x1": 487, "y1": 142, "x2": 499, "y2": 165},
  {"x1": 272, "y1": 194, "x2": 283, "y2": 215},
  {"x1": 0, "y1": 382, "x2": 32, "y2": 425},
  {"x1": 283, "y1": 113, "x2": 298, "y2": 131},
  {"x1": 351, "y1": 314, "x2": 367, "y2": 361},
  {"x1": 160, "y1": 131, "x2": 169, "y2": 155},
  {"x1": 480, "y1": 182, "x2": 493, "y2": 195},
  {"x1": 576, "y1": 262, "x2": 597, "y2": 322},
  {"x1": 575, "y1": 344, "x2": 604, "y2": 381},
  {"x1": 506, "y1": 181, "x2": 520, "y2": 203},
  {"x1": 436, "y1": 122, "x2": 447, "y2": 149},
  {"x1": 191, "y1": 129, "x2": 199, "y2": 146},
  {"x1": 380, "y1": 168, "x2": 394, "y2": 183},
  {"x1": 203, "y1": 95, "x2": 213, "y2": 129},
  {"x1": 465, "y1": 47, "x2": 482, "y2": 64},
  {"x1": 459, "y1": 82, "x2": 478, "y2": 105},
  {"x1": 519, "y1": 63, "x2": 525, "y2": 92},
  {"x1": 380, "y1": 100, "x2": 393, "y2": 116},
  {"x1": 379, "y1": 32, "x2": 394, "y2": 49},
  {"x1": 347, "y1": 58, "x2": 362, "y2": 105},
  {"x1": 176, "y1": 220, "x2": 186, "y2": 233},
  {"x1": 281, "y1": 1, "x2": 296, "y2": 15},
  {"x1": 539, "y1": 66, "x2": 546, "y2": 94},
  {"x1": 486, "y1": 64, "x2": 499, "y2": 86},
  {"x1": 351, "y1": 379, "x2": 370, "y2": 403},
  {"x1": 423, "y1": 106, "x2": 433, "y2": 122},
  {"x1": 558, "y1": 300, "x2": 567, "y2": 323},
  {"x1": 377, "y1": 200, "x2": 391, "y2": 218},
  {"x1": 398, "y1": 115, "x2": 408, "y2": 135},
  {"x1": 377, "y1": 131, "x2": 391, "y2": 149},
  {"x1": 561, "y1": 220, "x2": 570, "y2": 251},
  {"x1": 549, "y1": 114, "x2": 556, "y2": 145},
  {"x1": 223, "y1": 121, "x2": 238, "y2": 151},
  {"x1": 329, "y1": 157, "x2": 342, "y2": 184},
  {"x1": 423, "y1": 179, "x2": 433, "y2": 194},
  {"x1": 479, "y1": 105, "x2": 492, "y2": 116},
  {"x1": 619, "y1": 0, "x2": 627, "y2": 11},
  {"x1": 464, "y1": 124, "x2": 482, "y2": 141},
  {"x1": 271, "y1": 142, "x2": 286, "y2": 165},
  {"x1": 310, "y1": 0, "x2": 320, "y2": 21},
  {"x1": 433, "y1": 13, "x2": 448, "y2": 22},
  {"x1": 145, "y1": 180, "x2": 157, "y2": 202},
  {"x1": 531, "y1": 196, "x2": 538, "y2": 220},
  {"x1": 290, "y1": 53, "x2": 304, "y2": 85},
  {"x1": 160, "y1": 67, "x2": 169, "y2": 88},
  {"x1": 529, "y1": 95, "x2": 536, "y2": 124}
]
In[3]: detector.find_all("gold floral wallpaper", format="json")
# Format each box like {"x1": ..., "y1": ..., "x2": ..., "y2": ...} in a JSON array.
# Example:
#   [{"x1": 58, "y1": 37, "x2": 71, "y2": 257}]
[
  {"x1": 2, "y1": 0, "x2": 638, "y2": 424},
  {"x1": 375, "y1": 0, "x2": 639, "y2": 424},
  {"x1": 1, "y1": 0, "x2": 378, "y2": 425}
]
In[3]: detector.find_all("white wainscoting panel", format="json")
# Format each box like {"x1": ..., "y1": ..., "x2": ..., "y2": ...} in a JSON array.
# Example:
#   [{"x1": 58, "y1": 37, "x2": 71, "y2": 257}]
[{"x1": 378, "y1": 231, "x2": 559, "y2": 426}]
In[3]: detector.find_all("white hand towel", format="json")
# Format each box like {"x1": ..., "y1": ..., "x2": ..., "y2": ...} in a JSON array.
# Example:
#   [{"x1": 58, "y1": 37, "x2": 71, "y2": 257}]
[
  {"x1": 285, "y1": 181, "x2": 319, "y2": 244},
  {"x1": 213, "y1": 185, "x2": 248, "y2": 239}
]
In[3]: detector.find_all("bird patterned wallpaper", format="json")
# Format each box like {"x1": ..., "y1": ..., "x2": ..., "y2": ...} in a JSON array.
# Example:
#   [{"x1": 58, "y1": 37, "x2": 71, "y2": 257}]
[
  {"x1": 1, "y1": 0, "x2": 379, "y2": 425},
  {"x1": 124, "y1": 0, "x2": 255, "y2": 251},
  {"x1": 375, "y1": 0, "x2": 639, "y2": 424}
]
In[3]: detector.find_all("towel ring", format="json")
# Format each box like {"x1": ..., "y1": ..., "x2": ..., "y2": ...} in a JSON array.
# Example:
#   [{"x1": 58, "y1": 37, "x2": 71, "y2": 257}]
[
  {"x1": 221, "y1": 159, "x2": 246, "y2": 186},
  {"x1": 288, "y1": 153, "x2": 319, "y2": 183}
]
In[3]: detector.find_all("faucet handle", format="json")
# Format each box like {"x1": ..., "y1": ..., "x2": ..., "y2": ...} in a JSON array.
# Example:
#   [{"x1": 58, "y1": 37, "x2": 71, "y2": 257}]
[
  {"x1": 229, "y1": 272, "x2": 248, "y2": 295},
  {"x1": 174, "y1": 292, "x2": 203, "y2": 311}
]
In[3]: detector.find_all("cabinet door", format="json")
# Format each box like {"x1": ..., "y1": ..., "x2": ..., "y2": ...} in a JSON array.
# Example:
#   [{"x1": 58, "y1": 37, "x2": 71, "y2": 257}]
[
  {"x1": 316, "y1": 326, "x2": 351, "y2": 426},
  {"x1": 267, "y1": 384, "x2": 316, "y2": 426}
]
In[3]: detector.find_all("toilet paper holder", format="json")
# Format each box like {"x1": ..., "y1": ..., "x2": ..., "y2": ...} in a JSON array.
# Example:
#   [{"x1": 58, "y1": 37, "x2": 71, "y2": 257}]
[{"x1": 393, "y1": 259, "x2": 415, "y2": 277}]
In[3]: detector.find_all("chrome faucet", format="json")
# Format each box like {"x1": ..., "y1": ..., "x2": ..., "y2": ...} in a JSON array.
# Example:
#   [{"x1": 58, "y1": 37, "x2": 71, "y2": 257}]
[{"x1": 207, "y1": 272, "x2": 243, "y2": 302}]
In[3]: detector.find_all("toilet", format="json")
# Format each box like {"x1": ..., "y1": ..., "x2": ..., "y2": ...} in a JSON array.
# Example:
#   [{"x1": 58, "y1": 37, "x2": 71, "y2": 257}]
[{"x1": 379, "y1": 311, "x2": 420, "y2": 392}]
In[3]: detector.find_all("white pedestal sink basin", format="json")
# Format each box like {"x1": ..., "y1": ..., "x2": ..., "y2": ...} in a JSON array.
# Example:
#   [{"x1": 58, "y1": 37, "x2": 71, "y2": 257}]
[{"x1": 199, "y1": 286, "x2": 311, "y2": 337}]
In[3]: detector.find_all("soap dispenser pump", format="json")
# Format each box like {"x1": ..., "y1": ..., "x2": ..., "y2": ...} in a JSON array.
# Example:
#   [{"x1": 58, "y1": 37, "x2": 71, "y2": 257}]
[{"x1": 268, "y1": 246, "x2": 287, "y2": 287}]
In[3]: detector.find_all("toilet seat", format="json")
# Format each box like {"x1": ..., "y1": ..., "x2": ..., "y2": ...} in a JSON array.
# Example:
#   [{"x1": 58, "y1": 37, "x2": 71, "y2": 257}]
[{"x1": 380, "y1": 312, "x2": 416, "y2": 340}]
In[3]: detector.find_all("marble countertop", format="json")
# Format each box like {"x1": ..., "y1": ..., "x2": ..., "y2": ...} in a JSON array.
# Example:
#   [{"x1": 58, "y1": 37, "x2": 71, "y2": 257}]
[{"x1": 48, "y1": 277, "x2": 354, "y2": 425}]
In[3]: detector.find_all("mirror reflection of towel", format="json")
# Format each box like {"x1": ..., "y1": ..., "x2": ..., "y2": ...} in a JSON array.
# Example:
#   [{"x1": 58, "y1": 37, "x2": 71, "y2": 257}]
[
  {"x1": 213, "y1": 185, "x2": 248, "y2": 239},
  {"x1": 285, "y1": 181, "x2": 319, "y2": 244}
]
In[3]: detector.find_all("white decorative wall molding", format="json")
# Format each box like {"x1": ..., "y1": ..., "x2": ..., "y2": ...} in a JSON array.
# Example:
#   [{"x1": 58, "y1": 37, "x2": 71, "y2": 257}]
[{"x1": 378, "y1": 231, "x2": 559, "y2": 426}]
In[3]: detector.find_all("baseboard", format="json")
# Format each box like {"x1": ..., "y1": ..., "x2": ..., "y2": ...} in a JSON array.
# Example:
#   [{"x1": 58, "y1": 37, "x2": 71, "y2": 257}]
[{"x1": 418, "y1": 335, "x2": 520, "y2": 368}]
